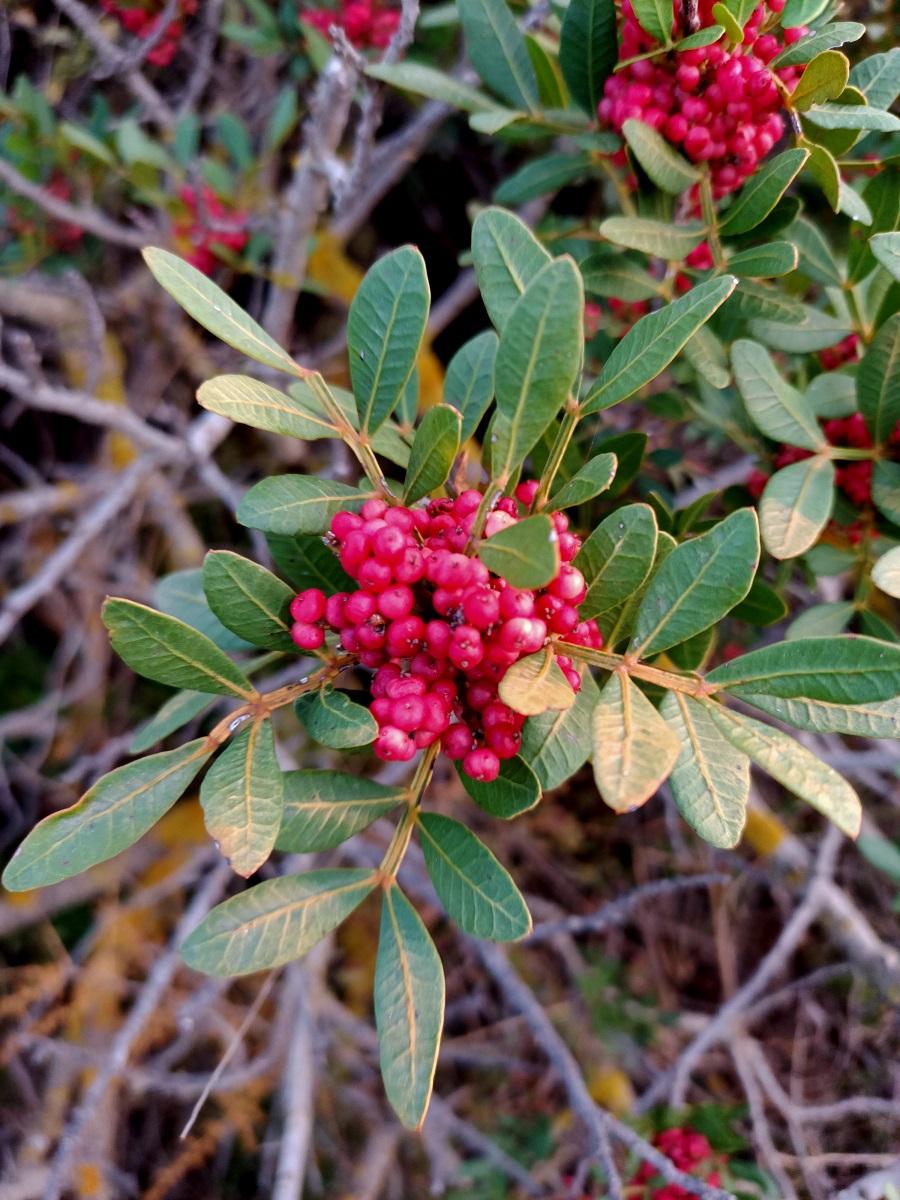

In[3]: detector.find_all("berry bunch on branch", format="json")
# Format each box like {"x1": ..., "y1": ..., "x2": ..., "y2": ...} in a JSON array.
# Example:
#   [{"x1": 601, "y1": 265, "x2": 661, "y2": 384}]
[{"x1": 7, "y1": 211, "x2": 899, "y2": 1141}]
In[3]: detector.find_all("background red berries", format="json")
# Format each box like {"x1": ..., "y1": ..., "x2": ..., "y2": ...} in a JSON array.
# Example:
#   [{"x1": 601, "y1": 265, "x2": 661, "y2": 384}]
[
  {"x1": 300, "y1": 0, "x2": 401, "y2": 49},
  {"x1": 599, "y1": 0, "x2": 804, "y2": 199},
  {"x1": 101, "y1": 0, "x2": 197, "y2": 66},
  {"x1": 630, "y1": 1126, "x2": 725, "y2": 1198},
  {"x1": 289, "y1": 488, "x2": 603, "y2": 781},
  {"x1": 171, "y1": 185, "x2": 249, "y2": 275}
]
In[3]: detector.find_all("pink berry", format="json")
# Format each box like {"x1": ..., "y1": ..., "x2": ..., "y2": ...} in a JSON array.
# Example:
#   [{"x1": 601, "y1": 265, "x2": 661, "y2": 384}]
[
  {"x1": 291, "y1": 621, "x2": 325, "y2": 650},
  {"x1": 463, "y1": 748, "x2": 501, "y2": 782}
]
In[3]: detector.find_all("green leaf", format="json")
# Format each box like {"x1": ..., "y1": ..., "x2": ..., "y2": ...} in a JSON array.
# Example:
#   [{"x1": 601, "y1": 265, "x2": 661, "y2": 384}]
[
  {"x1": 492, "y1": 257, "x2": 584, "y2": 480},
  {"x1": 2, "y1": 740, "x2": 212, "y2": 891},
  {"x1": 749, "y1": 308, "x2": 855, "y2": 353},
  {"x1": 771, "y1": 22, "x2": 865, "y2": 68},
  {"x1": 787, "y1": 600, "x2": 854, "y2": 639},
  {"x1": 519, "y1": 669, "x2": 600, "y2": 790},
  {"x1": 675, "y1": 25, "x2": 725, "y2": 49},
  {"x1": 526, "y1": 33, "x2": 567, "y2": 108},
  {"x1": 788, "y1": 216, "x2": 843, "y2": 285},
  {"x1": 707, "y1": 635, "x2": 900, "y2": 704},
  {"x1": 871, "y1": 232, "x2": 900, "y2": 283},
  {"x1": 711, "y1": 3, "x2": 742, "y2": 43},
  {"x1": 130, "y1": 690, "x2": 214, "y2": 755},
  {"x1": 728, "y1": 279, "x2": 806, "y2": 323},
  {"x1": 782, "y1": 0, "x2": 829, "y2": 28},
  {"x1": 267, "y1": 533, "x2": 354, "y2": 594},
  {"x1": 707, "y1": 705, "x2": 861, "y2": 837},
  {"x1": 806, "y1": 369, "x2": 856, "y2": 419},
  {"x1": 660, "y1": 693, "x2": 749, "y2": 848},
  {"x1": 759, "y1": 455, "x2": 835, "y2": 560},
  {"x1": 804, "y1": 105, "x2": 900, "y2": 132},
  {"x1": 196, "y1": 375, "x2": 335, "y2": 440},
  {"x1": 559, "y1": 0, "x2": 617, "y2": 116},
  {"x1": 418, "y1": 812, "x2": 531, "y2": 940},
  {"x1": 349, "y1": 246, "x2": 430, "y2": 436},
  {"x1": 294, "y1": 688, "x2": 377, "y2": 749},
  {"x1": 471, "y1": 208, "x2": 551, "y2": 332},
  {"x1": 873, "y1": 460, "x2": 900, "y2": 525},
  {"x1": 789, "y1": 50, "x2": 849, "y2": 111},
  {"x1": 683, "y1": 325, "x2": 731, "y2": 390},
  {"x1": 498, "y1": 644, "x2": 576, "y2": 716},
  {"x1": 403, "y1": 405, "x2": 461, "y2": 504},
  {"x1": 277, "y1": 770, "x2": 405, "y2": 851},
  {"x1": 103, "y1": 599, "x2": 254, "y2": 698},
  {"x1": 181, "y1": 868, "x2": 377, "y2": 975},
  {"x1": 582, "y1": 276, "x2": 737, "y2": 414},
  {"x1": 732, "y1": 339, "x2": 825, "y2": 450},
  {"x1": 849, "y1": 48, "x2": 900, "y2": 110},
  {"x1": 156, "y1": 569, "x2": 251, "y2": 653},
  {"x1": 459, "y1": 755, "x2": 541, "y2": 817},
  {"x1": 737, "y1": 692, "x2": 900, "y2": 739},
  {"x1": 444, "y1": 330, "x2": 498, "y2": 441},
  {"x1": 200, "y1": 720, "x2": 283, "y2": 877},
  {"x1": 457, "y1": 0, "x2": 539, "y2": 109},
  {"x1": 576, "y1": 503, "x2": 658, "y2": 621},
  {"x1": 592, "y1": 672, "x2": 679, "y2": 813},
  {"x1": 622, "y1": 120, "x2": 699, "y2": 194},
  {"x1": 858, "y1": 313, "x2": 900, "y2": 442},
  {"x1": 873, "y1": 546, "x2": 900, "y2": 599},
  {"x1": 495, "y1": 153, "x2": 592, "y2": 205},
  {"x1": 478, "y1": 514, "x2": 560, "y2": 588},
  {"x1": 727, "y1": 242, "x2": 799, "y2": 278},
  {"x1": 376, "y1": 884, "x2": 445, "y2": 1130},
  {"x1": 599, "y1": 216, "x2": 704, "y2": 258},
  {"x1": 202, "y1": 551, "x2": 295, "y2": 651},
  {"x1": 631, "y1": 0, "x2": 672, "y2": 45},
  {"x1": 603, "y1": 530, "x2": 676, "y2": 649},
  {"x1": 581, "y1": 254, "x2": 661, "y2": 301},
  {"x1": 629, "y1": 509, "x2": 760, "y2": 659},
  {"x1": 142, "y1": 248, "x2": 299, "y2": 376},
  {"x1": 365, "y1": 61, "x2": 503, "y2": 113},
  {"x1": 237, "y1": 476, "x2": 372, "y2": 535},
  {"x1": 549, "y1": 454, "x2": 617, "y2": 509},
  {"x1": 719, "y1": 150, "x2": 810, "y2": 237}
]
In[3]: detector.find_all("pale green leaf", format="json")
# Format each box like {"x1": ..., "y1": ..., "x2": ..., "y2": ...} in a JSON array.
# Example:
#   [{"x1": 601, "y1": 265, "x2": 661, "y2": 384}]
[
  {"x1": 478, "y1": 513, "x2": 560, "y2": 588},
  {"x1": 237, "y1": 476, "x2": 373, "y2": 535},
  {"x1": 498, "y1": 645, "x2": 576, "y2": 716},
  {"x1": 196, "y1": 374, "x2": 336, "y2": 441},
  {"x1": 592, "y1": 672, "x2": 679, "y2": 812},
  {"x1": 471, "y1": 207, "x2": 551, "y2": 332},
  {"x1": 760, "y1": 455, "x2": 835, "y2": 560},
  {"x1": 707, "y1": 705, "x2": 861, "y2": 837},
  {"x1": 599, "y1": 216, "x2": 704, "y2": 258},
  {"x1": 871, "y1": 232, "x2": 900, "y2": 283},
  {"x1": 549, "y1": 454, "x2": 617, "y2": 509},
  {"x1": 130, "y1": 690, "x2": 214, "y2": 754},
  {"x1": 736, "y1": 692, "x2": 900, "y2": 739},
  {"x1": 200, "y1": 720, "x2": 283, "y2": 877},
  {"x1": 732, "y1": 339, "x2": 825, "y2": 450},
  {"x1": 660, "y1": 692, "x2": 749, "y2": 848},
  {"x1": 873, "y1": 546, "x2": 900, "y2": 599},
  {"x1": 622, "y1": 119, "x2": 699, "y2": 194},
  {"x1": 519, "y1": 669, "x2": 600, "y2": 790}
]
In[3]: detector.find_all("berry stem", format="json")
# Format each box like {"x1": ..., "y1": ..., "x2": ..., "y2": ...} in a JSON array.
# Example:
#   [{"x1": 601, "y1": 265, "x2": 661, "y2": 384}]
[
  {"x1": 380, "y1": 742, "x2": 440, "y2": 882},
  {"x1": 534, "y1": 400, "x2": 580, "y2": 510},
  {"x1": 697, "y1": 166, "x2": 726, "y2": 270}
]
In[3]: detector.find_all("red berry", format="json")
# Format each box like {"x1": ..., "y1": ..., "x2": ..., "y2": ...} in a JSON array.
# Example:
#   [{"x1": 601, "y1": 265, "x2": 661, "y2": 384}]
[
  {"x1": 291, "y1": 621, "x2": 325, "y2": 650},
  {"x1": 463, "y1": 748, "x2": 501, "y2": 782},
  {"x1": 290, "y1": 588, "x2": 326, "y2": 623}
]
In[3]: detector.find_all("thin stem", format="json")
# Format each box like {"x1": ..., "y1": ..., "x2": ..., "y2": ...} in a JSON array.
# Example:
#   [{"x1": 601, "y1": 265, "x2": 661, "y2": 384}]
[
  {"x1": 534, "y1": 399, "x2": 580, "y2": 510},
  {"x1": 559, "y1": 640, "x2": 711, "y2": 697},
  {"x1": 596, "y1": 155, "x2": 637, "y2": 217},
  {"x1": 380, "y1": 742, "x2": 439, "y2": 881},
  {"x1": 845, "y1": 285, "x2": 872, "y2": 344},
  {"x1": 698, "y1": 166, "x2": 726, "y2": 270},
  {"x1": 307, "y1": 374, "x2": 393, "y2": 498}
]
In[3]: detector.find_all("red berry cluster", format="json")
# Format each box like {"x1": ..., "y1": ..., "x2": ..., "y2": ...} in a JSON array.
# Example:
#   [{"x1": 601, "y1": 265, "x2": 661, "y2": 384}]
[
  {"x1": 288, "y1": 485, "x2": 603, "y2": 782},
  {"x1": 300, "y1": 0, "x2": 400, "y2": 48},
  {"x1": 599, "y1": 0, "x2": 804, "y2": 199},
  {"x1": 748, "y1": 411, "x2": 900, "y2": 509},
  {"x1": 818, "y1": 333, "x2": 860, "y2": 371},
  {"x1": 172, "y1": 185, "x2": 249, "y2": 275},
  {"x1": 630, "y1": 1127, "x2": 723, "y2": 1199},
  {"x1": 100, "y1": 0, "x2": 196, "y2": 66}
]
